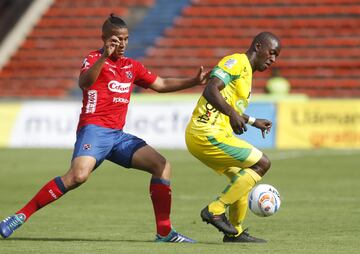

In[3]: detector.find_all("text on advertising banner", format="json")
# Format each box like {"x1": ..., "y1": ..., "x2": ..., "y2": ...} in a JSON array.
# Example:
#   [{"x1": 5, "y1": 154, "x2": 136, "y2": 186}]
[{"x1": 277, "y1": 100, "x2": 360, "y2": 148}]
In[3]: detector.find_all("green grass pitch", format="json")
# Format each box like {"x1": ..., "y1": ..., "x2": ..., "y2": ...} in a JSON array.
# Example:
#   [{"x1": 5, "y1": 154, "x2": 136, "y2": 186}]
[{"x1": 0, "y1": 148, "x2": 359, "y2": 254}]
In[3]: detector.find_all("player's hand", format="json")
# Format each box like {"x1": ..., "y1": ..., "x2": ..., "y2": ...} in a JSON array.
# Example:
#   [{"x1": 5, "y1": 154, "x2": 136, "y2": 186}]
[
  {"x1": 229, "y1": 111, "x2": 247, "y2": 135},
  {"x1": 196, "y1": 66, "x2": 211, "y2": 86},
  {"x1": 253, "y1": 119, "x2": 272, "y2": 138},
  {"x1": 103, "y1": 35, "x2": 120, "y2": 57}
]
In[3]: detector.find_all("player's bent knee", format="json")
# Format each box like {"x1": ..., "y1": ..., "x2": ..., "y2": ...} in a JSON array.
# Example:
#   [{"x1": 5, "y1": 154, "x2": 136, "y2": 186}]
[
  {"x1": 163, "y1": 160, "x2": 171, "y2": 173},
  {"x1": 251, "y1": 154, "x2": 271, "y2": 177},
  {"x1": 62, "y1": 167, "x2": 92, "y2": 190},
  {"x1": 72, "y1": 171, "x2": 90, "y2": 185},
  {"x1": 153, "y1": 159, "x2": 171, "y2": 180},
  {"x1": 152, "y1": 155, "x2": 167, "y2": 170},
  {"x1": 262, "y1": 154, "x2": 271, "y2": 171}
]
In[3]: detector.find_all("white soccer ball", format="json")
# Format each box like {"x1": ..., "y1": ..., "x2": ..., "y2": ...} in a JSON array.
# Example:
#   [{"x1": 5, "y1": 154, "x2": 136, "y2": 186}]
[{"x1": 248, "y1": 184, "x2": 281, "y2": 217}]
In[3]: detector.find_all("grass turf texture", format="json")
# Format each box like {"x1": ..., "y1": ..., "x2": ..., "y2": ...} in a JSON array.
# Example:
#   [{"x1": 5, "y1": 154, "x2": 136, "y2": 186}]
[{"x1": 0, "y1": 148, "x2": 359, "y2": 254}]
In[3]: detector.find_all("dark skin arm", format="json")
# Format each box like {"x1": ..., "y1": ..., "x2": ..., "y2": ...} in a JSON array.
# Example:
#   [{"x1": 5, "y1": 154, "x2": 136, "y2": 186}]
[{"x1": 203, "y1": 76, "x2": 272, "y2": 137}]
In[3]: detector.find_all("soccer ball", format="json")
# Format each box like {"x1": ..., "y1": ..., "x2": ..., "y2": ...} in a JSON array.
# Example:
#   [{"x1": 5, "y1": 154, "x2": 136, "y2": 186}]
[{"x1": 248, "y1": 184, "x2": 281, "y2": 217}]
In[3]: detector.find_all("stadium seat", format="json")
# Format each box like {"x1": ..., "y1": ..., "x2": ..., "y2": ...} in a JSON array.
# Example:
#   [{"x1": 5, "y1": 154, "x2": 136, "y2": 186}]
[
  {"x1": 0, "y1": 0, "x2": 155, "y2": 97},
  {"x1": 0, "y1": 0, "x2": 359, "y2": 98},
  {"x1": 192, "y1": 0, "x2": 359, "y2": 5},
  {"x1": 182, "y1": 5, "x2": 360, "y2": 17},
  {"x1": 137, "y1": 0, "x2": 360, "y2": 97}
]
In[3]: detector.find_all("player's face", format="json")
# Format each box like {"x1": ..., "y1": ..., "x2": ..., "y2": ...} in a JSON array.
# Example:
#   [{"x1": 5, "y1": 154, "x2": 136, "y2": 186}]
[
  {"x1": 109, "y1": 28, "x2": 129, "y2": 58},
  {"x1": 256, "y1": 39, "x2": 281, "y2": 72}
]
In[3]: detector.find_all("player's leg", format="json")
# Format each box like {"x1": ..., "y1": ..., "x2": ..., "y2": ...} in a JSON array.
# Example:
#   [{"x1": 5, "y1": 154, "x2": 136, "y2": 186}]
[
  {"x1": 0, "y1": 156, "x2": 96, "y2": 239},
  {"x1": 209, "y1": 154, "x2": 270, "y2": 242},
  {"x1": 186, "y1": 132, "x2": 239, "y2": 235},
  {"x1": 221, "y1": 153, "x2": 271, "y2": 243},
  {"x1": 131, "y1": 145, "x2": 195, "y2": 243},
  {"x1": 61, "y1": 156, "x2": 96, "y2": 190},
  {"x1": 202, "y1": 165, "x2": 262, "y2": 236},
  {"x1": 186, "y1": 132, "x2": 269, "y2": 236},
  {"x1": 18, "y1": 155, "x2": 96, "y2": 218},
  {"x1": 224, "y1": 167, "x2": 268, "y2": 243},
  {"x1": 107, "y1": 131, "x2": 194, "y2": 242},
  {"x1": 0, "y1": 125, "x2": 111, "y2": 239},
  {"x1": 249, "y1": 153, "x2": 271, "y2": 177},
  {"x1": 225, "y1": 153, "x2": 271, "y2": 232},
  {"x1": 222, "y1": 167, "x2": 247, "y2": 233},
  {"x1": 131, "y1": 145, "x2": 172, "y2": 234},
  {"x1": 209, "y1": 157, "x2": 265, "y2": 219}
]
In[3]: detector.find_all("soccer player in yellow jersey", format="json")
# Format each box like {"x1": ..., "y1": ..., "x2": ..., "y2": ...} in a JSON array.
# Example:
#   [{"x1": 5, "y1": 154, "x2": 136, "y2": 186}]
[{"x1": 185, "y1": 32, "x2": 281, "y2": 243}]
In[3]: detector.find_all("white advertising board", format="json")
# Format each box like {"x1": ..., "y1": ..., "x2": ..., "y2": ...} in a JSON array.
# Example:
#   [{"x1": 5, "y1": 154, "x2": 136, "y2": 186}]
[
  {"x1": 125, "y1": 102, "x2": 195, "y2": 148},
  {"x1": 9, "y1": 101, "x2": 81, "y2": 148},
  {"x1": 2, "y1": 99, "x2": 196, "y2": 148}
]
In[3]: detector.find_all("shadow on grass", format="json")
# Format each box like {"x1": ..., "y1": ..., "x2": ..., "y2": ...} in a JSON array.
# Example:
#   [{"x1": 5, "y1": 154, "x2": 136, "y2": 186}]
[
  {"x1": 7, "y1": 237, "x2": 221, "y2": 245},
  {"x1": 8, "y1": 237, "x2": 153, "y2": 243}
]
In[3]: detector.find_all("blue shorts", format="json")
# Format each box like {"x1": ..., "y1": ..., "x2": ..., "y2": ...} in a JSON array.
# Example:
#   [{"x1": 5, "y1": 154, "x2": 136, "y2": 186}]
[{"x1": 72, "y1": 124, "x2": 147, "y2": 169}]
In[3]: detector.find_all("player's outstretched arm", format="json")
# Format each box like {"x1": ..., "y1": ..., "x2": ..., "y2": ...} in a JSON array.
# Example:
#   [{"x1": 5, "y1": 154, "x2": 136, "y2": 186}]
[{"x1": 149, "y1": 66, "x2": 210, "y2": 93}]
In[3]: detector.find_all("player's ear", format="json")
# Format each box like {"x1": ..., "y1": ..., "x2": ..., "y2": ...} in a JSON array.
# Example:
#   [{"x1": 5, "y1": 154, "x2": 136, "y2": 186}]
[{"x1": 255, "y1": 42, "x2": 262, "y2": 52}]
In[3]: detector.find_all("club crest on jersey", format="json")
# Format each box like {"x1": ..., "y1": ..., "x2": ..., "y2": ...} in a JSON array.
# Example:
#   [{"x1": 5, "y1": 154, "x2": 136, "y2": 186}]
[
  {"x1": 125, "y1": 71, "x2": 133, "y2": 79},
  {"x1": 108, "y1": 80, "x2": 131, "y2": 93},
  {"x1": 83, "y1": 144, "x2": 92, "y2": 150}
]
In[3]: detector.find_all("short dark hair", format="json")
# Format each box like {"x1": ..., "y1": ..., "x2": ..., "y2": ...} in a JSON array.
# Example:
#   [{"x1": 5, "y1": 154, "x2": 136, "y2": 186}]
[
  {"x1": 102, "y1": 13, "x2": 127, "y2": 33},
  {"x1": 251, "y1": 31, "x2": 280, "y2": 48}
]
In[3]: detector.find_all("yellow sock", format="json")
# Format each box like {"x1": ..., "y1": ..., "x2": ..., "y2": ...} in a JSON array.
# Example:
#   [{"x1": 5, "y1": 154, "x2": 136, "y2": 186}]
[
  {"x1": 209, "y1": 168, "x2": 261, "y2": 216},
  {"x1": 229, "y1": 168, "x2": 261, "y2": 235},
  {"x1": 229, "y1": 196, "x2": 247, "y2": 235},
  {"x1": 208, "y1": 198, "x2": 227, "y2": 215},
  {"x1": 208, "y1": 167, "x2": 241, "y2": 215}
]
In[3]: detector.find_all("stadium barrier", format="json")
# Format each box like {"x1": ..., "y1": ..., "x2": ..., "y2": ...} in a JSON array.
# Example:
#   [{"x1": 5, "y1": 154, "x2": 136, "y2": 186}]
[{"x1": 1, "y1": 96, "x2": 359, "y2": 149}]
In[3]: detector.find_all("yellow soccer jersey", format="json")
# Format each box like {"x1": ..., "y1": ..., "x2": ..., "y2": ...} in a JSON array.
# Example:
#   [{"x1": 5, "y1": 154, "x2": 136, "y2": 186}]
[{"x1": 187, "y1": 53, "x2": 253, "y2": 135}]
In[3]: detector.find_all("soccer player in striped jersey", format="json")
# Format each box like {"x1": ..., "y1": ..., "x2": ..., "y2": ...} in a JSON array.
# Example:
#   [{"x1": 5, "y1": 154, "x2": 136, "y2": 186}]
[
  {"x1": 185, "y1": 32, "x2": 281, "y2": 243},
  {"x1": 0, "y1": 14, "x2": 209, "y2": 243}
]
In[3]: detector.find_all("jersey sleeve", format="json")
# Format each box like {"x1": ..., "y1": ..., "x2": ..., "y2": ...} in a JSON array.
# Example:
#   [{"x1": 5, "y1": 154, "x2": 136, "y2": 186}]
[
  {"x1": 210, "y1": 55, "x2": 242, "y2": 86},
  {"x1": 133, "y1": 61, "x2": 157, "y2": 88},
  {"x1": 80, "y1": 53, "x2": 99, "y2": 74}
]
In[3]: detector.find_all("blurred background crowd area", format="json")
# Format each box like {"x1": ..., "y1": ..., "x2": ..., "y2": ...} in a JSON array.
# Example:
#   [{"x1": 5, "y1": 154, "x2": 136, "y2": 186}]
[{"x1": 0, "y1": 0, "x2": 359, "y2": 98}]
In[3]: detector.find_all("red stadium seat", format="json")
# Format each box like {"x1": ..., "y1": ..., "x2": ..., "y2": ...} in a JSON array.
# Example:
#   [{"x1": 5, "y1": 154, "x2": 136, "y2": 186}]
[
  {"x1": 0, "y1": 0, "x2": 155, "y2": 98},
  {"x1": 182, "y1": 5, "x2": 360, "y2": 17},
  {"x1": 53, "y1": 0, "x2": 154, "y2": 7},
  {"x1": 44, "y1": 7, "x2": 128, "y2": 17},
  {"x1": 174, "y1": 17, "x2": 359, "y2": 29},
  {"x1": 0, "y1": 0, "x2": 359, "y2": 98},
  {"x1": 139, "y1": 0, "x2": 360, "y2": 97},
  {"x1": 192, "y1": 0, "x2": 360, "y2": 6}
]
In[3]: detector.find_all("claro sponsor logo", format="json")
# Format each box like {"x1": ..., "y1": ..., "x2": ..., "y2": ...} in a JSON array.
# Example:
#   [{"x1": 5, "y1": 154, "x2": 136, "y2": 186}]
[{"x1": 108, "y1": 80, "x2": 131, "y2": 93}]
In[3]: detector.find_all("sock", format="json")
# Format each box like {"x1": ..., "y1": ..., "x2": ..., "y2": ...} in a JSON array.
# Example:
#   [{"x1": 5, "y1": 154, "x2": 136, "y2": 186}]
[
  {"x1": 229, "y1": 196, "x2": 247, "y2": 235},
  {"x1": 16, "y1": 177, "x2": 67, "y2": 221},
  {"x1": 208, "y1": 168, "x2": 261, "y2": 215},
  {"x1": 149, "y1": 178, "x2": 172, "y2": 237}
]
